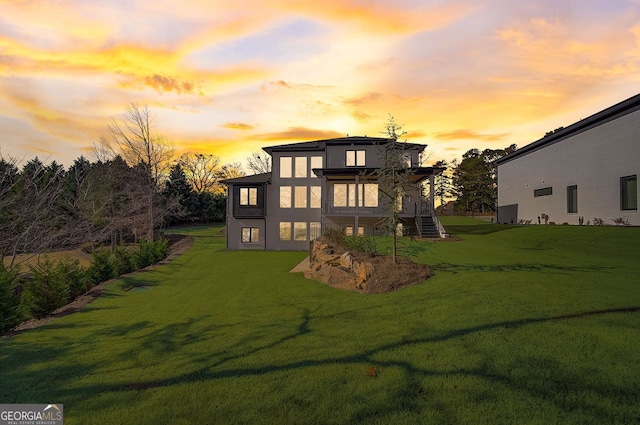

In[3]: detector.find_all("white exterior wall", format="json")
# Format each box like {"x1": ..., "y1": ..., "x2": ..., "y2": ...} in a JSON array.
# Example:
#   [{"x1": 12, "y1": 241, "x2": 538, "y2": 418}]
[{"x1": 498, "y1": 109, "x2": 640, "y2": 225}]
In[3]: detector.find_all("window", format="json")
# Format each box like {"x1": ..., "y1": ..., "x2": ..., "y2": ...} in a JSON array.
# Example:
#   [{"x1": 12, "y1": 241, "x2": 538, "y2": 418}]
[
  {"x1": 334, "y1": 184, "x2": 347, "y2": 207},
  {"x1": 294, "y1": 222, "x2": 307, "y2": 241},
  {"x1": 621, "y1": 175, "x2": 637, "y2": 210},
  {"x1": 346, "y1": 150, "x2": 365, "y2": 166},
  {"x1": 280, "y1": 157, "x2": 292, "y2": 178},
  {"x1": 567, "y1": 185, "x2": 578, "y2": 213},
  {"x1": 280, "y1": 186, "x2": 291, "y2": 208},
  {"x1": 295, "y1": 186, "x2": 307, "y2": 208},
  {"x1": 279, "y1": 222, "x2": 292, "y2": 240},
  {"x1": 239, "y1": 187, "x2": 257, "y2": 206},
  {"x1": 295, "y1": 157, "x2": 307, "y2": 178},
  {"x1": 310, "y1": 156, "x2": 323, "y2": 178},
  {"x1": 534, "y1": 187, "x2": 553, "y2": 197},
  {"x1": 361, "y1": 184, "x2": 378, "y2": 207},
  {"x1": 310, "y1": 222, "x2": 322, "y2": 240},
  {"x1": 345, "y1": 226, "x2": 364, "y2": 236},
  {"x1": 310, "y1": 186, "x2": 321, "y2": 208},
  {"x1": 241, "y1": 227, "x2": 259, "y2": 243},
  {"x1": 403, "y1": 153, "x2": 412, "y2": 168},
  {"x1": 334, "y1": 183, "x2": 377, "y2": 207}
]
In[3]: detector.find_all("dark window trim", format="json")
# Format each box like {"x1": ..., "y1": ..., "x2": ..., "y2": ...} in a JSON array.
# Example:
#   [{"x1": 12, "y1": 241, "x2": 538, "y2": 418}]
[
  {"x1": 534, "y1": 187, "x2": 553, "y2": 197},
  {"x1": 241, "y1": 227, "x2": 259, "y2": 243},
  {"x1": 567, "y1": 185, "x2": 578, "y2": 213},
  {"x1": 239, "y1": 187, "x2": 258, "y2": 206},
  {"x1": 620, "y1": 175, "x2": 638, "y2": 211}
]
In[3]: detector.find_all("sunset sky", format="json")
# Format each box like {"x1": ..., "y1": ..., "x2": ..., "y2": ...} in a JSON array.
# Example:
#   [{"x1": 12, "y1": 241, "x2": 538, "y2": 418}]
[{"x1": 1, "y1": 0, "x2": 640, "y2": 169}]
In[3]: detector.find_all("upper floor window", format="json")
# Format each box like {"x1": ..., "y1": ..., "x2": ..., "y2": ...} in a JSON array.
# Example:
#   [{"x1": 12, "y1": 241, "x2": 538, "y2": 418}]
[
  {"x1": 280, "y1": 157, "x2": 292, "y2": 178},
  {"x1": 346, "y1": 150, "x2": 365, "y2": 167},
  {"x1": 310, "y1": 156, "x2": 323, "y2": 178},
  {"x1": 403, "y1": 153, "x2": 412, "y2": 168},
  {"x1": 333, "y1": 183, "x2": 378, "y2": 207},
  {"x1": 295, "y1": 157, "x2": 307, "y2": 178},
  {"x1": 294, "y1": 186, "x2": 307, "y2": 208},
  {"x1": 280, "y1": 186, "x2": 291, "y2": 208},
  {"x1": 239, "y1": 187, "x2": 258, "y2": 206},
  {"x1": 621, "y1": 175, "x2": 637, "y2": 211}
]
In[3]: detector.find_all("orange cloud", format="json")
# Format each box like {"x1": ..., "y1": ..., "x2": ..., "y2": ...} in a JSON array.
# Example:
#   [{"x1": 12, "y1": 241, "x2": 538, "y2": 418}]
[
  {"x1": 435, "y1": 130, "x2": 510, "y2": 142},
  {"x1": 253, "y1": 127, "x2": 344, "y2": 141},
  {"x1": 221, "y1": 123, "x2": 255, "y2": 130}
]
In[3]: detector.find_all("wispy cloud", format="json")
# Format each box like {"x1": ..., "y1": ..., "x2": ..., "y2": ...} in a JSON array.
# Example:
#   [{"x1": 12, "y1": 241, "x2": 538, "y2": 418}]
[
  {"x1": 435, "y1": 130, "x2": 510, "y2": 142},
  {"x1": 222, "y1": 122, "x2": 255, "y2": 130},
  {"x1": 254, "y1": 127, "x2": 344, "y2": 141}
]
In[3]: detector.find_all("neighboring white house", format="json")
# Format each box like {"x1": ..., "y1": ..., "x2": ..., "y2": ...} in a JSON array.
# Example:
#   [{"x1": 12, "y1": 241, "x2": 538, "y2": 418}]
[{"x1": 497, "y1": 94, "x2": 639, "y2": 226}]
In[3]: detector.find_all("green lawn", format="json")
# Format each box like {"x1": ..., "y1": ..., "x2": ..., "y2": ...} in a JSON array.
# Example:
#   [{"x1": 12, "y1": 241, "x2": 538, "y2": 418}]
[{"x1": 1, "y1": 222, "x2": 639, "y2": 424}]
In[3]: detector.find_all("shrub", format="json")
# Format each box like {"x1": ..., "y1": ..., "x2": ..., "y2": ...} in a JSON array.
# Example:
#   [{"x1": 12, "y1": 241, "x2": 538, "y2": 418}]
[
  {"x1": 25, "y1": 256, "x2": 70, "y2": 319},
  {"x1": 134, "y1": 239, "x2": 169, "y2": 269},
  {"x1": 56, "y1": 257, "x2": 88, "y2": 300},
  {"x1": 593, "y1": 217, "x2": 605, "y2": 226},
  {"x1": 0, "y1": 264, "x2": 20, "y2": 333},
  {"x1": 345, "y1": 236, "x2": 378, "y2": 257},
  {"x1": 612, "y1": 216, "x2": 630, "y2": 226},
  {"x1": 111, "y1": 244, "x2": 135, "y2": 276},
  {"x1": 322, "y1": 227, "x2": 346, "y2": 247},
  {"x1": 87, "y1": 249, "x2": 115, "y2": 285}
]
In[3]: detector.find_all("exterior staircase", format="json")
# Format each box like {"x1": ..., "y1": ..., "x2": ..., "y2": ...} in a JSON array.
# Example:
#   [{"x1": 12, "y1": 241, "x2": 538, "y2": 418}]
[{"x1": 418, "y1": 215, "x2": 440, "y2": 238}]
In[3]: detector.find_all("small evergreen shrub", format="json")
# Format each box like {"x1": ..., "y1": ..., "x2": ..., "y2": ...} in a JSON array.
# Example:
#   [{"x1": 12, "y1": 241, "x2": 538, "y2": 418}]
[
  {"x1": 87, "y1": 249, "x2": 115, "y2": 285},
  {"x1": 111, "y1": 245, "x2": 135, "y2": 276},
  {"x1": 56, "y1": 257, "x2": 88, "y2": 300},
  {"x1": 0, "y1": 264, "x2": 20, "y2": 333},
  {"x1": 26, "y1": 256, "x2": 70, "y2": 319},
  {"x1": 134, "y1": 239, "x2": 169, "y2": 269}
]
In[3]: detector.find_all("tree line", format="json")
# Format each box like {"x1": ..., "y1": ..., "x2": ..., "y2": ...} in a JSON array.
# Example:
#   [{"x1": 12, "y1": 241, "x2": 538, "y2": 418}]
[
  {"x1": 433, "y1": 145, "x2": 517, "y2": 216},
  {"x1": 0, "y1": 104, "x2": 242, "y2": 272}
]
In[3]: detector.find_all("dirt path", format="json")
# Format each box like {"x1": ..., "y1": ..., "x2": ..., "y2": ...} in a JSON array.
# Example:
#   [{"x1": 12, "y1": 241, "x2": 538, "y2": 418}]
[{"x1": 3, "y1": 235, "x2": 194, "y2": 338}]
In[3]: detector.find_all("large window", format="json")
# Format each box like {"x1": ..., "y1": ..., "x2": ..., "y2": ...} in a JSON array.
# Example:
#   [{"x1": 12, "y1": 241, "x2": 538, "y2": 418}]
[
  {"x1": 241, "y1": 227, "x2": 259, "y2": 243},
  {"x1": 310, "y1": 156, "x2": 323, "y2": 178},
  {"x1": 346, "y1": 150, "x2": 365, "y2": 166},
  {"x1": 621, "y1": 175, "x2": 637, "y2": 211},
  {"x1": 280, "y1": 157, "x2": 292, "y2": 178},
  {"x1": 310, "y1": 186, "x2": 321, "y2": 208},
  {"x1": 239, "y1": 187, "x2": 257, "y2": 206},
  {"x1": 294, "y1": 222, "x2": 307, "y2": 241},
  {"x1": 295, "y1": 186, "x2": 307, "y2": 208},
  {"x1": 295, "y1": 157, "x2": 307, "y2": 178},
  {"x1": 567, "y1": 185, "x2": 578, "y2": 213},
  {"x1": 280, "y1": 186, "x2": 291, "y2": 208},
  {"x1": 279, "y1": 222, "x2": 292, "y2": 240},
  {"x1": 333, "y1": 183, "x2": 378, "y2": 207},
  {"x1": 534, "y1": 187, "x2": 552, "y2": 197},
  {"x1": 345, "y1": 226, "x2": 364, "y2": 236}
]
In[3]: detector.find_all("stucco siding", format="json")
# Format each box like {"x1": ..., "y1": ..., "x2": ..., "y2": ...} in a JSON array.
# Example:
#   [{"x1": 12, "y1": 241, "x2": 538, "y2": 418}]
[{"x1": 498, "y1": 109, "x2": 640, "y2": 225}]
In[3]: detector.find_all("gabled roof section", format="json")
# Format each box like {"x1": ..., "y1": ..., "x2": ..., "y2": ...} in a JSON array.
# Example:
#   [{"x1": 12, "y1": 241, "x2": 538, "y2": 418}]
[
  {"x1": 498, "y1": 93, "x2": 640, "y2": 165},
  {"x1": 262, "y1": 136, "x2": 426, "y2": 155},
  {"x1": 221, "y1": 172, "x2": 270, "y2": 185}
]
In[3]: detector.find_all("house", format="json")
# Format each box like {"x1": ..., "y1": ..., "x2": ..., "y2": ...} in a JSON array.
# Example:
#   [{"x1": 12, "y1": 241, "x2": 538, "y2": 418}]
[
  {"x1": 223, "y1": 136, "x2": 445, "y2": 250},
  {"x1": 497, "y1": 94, "x2": 640, "y2": 225}
]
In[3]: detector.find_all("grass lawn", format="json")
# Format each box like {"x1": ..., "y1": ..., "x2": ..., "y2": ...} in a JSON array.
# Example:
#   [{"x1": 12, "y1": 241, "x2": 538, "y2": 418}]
[{"x1": 1, "y1": 221, "x2": 639, "y2": 424}]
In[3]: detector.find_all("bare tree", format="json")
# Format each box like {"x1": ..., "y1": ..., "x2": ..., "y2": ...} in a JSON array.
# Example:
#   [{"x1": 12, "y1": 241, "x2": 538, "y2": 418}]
[
  {"x1": 246, "y1": 151, "x2": 271, "y2": 174},
  {"x1": 0, "y1": 155, "x2": 67, "y2": 271},
  {"x1": 106, "y1": 103, "x2": 175, "y2": 240},
  {"x1": 180, "y1": 152, "x2": 221, "y2": 193},
  {"x1": 378, "y1": 116, "x2": 415, "y2": 264}
]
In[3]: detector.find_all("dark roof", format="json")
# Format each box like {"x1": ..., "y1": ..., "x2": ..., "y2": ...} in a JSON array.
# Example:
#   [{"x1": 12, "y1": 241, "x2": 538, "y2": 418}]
[
  {"x1": 498, "y1": 93, "x2": 640, "y2": 165},
  {"x1": 221, "y1": 172, "x2": 270, "y2": 185},
  {"x1": 262, "y1": 136, "x2": 426, "y2": 155}
]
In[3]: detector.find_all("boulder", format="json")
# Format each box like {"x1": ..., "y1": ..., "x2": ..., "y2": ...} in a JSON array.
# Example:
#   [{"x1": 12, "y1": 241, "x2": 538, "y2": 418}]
[
  {"x1": 357, "y1": 262, "x2": 375, "y2": 281},
  {"x1": 340, "y1": 251, "x2": 355, "y2": 269}
]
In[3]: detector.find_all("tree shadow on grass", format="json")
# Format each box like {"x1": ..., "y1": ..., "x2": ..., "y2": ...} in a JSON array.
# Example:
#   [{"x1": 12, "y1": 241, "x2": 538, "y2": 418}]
[
  {"x1": 3, "y1": 303, "x2": 639, "y2": 423},
  {"x1": 431, "y1": 262, "x2": 615, "y2": 274}
]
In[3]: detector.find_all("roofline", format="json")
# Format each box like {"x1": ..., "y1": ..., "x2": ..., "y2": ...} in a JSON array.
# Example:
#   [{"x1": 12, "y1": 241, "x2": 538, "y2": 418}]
[
  {"x1": 221, "y1": 172, "x2": 271, "y2": 185},
  {"x1": 262, "y1": 136, "x2": 427, "y2": 155},
  {"x1": 498, "y1": 93, "x2": 640, "y2": 165}
]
